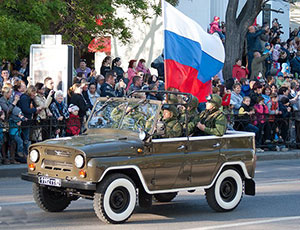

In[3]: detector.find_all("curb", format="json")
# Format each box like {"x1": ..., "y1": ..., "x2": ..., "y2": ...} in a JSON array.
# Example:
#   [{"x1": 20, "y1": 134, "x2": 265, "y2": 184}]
[
  {"x1": 0, "y1": 164, "x2": 27, "y2": 178},
  {"x1": 256, "y1": 151, "x2": 300, "y2": 161}
]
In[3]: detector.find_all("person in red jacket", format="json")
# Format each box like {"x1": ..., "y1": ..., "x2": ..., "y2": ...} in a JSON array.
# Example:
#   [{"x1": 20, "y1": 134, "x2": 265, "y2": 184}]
[
  {"x1": 219, "y1": 85, "x2": 231, "y2": 107},
  {"x1": 66, "y1": 104, "x2": 81, "y2": 136},
  {"x1": 232, "y1": 59, "x2": 249, "y2": 81}
]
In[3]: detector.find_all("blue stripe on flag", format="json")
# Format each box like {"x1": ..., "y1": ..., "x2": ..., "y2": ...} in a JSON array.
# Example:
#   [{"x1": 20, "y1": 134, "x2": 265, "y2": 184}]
[{"x1": 164, "y1": 30, "x2": 224, "y2": 83}]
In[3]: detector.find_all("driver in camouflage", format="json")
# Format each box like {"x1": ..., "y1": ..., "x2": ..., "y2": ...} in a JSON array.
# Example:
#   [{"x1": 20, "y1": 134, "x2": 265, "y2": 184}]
[
  {"x1": 194, "y1": 94, "x2": 227, "y2": 136},
  {"x1": 160, "y1": 104, "x2": 182, "y2": 138}
]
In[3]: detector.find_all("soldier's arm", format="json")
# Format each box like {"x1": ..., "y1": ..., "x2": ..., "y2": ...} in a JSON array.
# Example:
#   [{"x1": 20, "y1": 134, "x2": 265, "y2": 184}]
[
  {"x1": 187, "y1": 120, "x2": 196, "y2": 135},
  {"x1": 170, "y1": 122, "x2": 182, "y2": 138},
  {"x1": 204, "y1": 115, "x2": 227, "y2": 136}
]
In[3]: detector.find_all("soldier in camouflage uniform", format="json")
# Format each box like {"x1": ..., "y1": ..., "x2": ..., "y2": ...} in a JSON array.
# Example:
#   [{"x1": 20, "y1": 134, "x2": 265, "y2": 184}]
[
  {"x1": 154, "y1": 104, "x2": 182, "y2": 138},
  {"x1": 180, "y1": 96, "x2": 199, "y2": 135},
  {"x1": 194, "y1": 94, "x2": 227, "y2": 136},
  {"x1": 160, "y1": 104, "x2": 182, "y2": 138}
]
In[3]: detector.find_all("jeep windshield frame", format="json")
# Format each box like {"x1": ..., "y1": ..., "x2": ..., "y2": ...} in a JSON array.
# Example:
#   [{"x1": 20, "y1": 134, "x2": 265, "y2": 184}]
[
  {"x1": 86, "y1": 90, "x2": 194, "y2": 137},
  {"x1": 86, "y1": 97, "x2": 161, "y2": 134}
]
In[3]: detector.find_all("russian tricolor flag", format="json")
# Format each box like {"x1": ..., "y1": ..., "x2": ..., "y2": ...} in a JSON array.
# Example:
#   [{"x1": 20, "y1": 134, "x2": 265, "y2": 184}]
[{"x1": 163, "y1": 1, "x2": 225, "y2": 102}]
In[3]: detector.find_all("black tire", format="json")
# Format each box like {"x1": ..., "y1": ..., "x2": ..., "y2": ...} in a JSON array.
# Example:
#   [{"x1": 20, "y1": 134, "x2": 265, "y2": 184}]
[
  {"x1": 205, "y1": 168, "x2": 243, "y2": 212},
  {"x1": 93, "y1": 173, "x2": 137, "y2": 224},
  {"x1": 32, "y1": 183, "x2": 71, "y2": 212},
  {"x1": 154, "y1": 192, "x2": 178, "y2": 202}
]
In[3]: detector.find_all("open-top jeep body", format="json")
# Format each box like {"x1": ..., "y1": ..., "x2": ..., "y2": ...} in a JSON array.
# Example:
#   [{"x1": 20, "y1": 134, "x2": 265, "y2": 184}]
[{"x1": 22, "y1": 91, "x2": 256, "y2": 224}]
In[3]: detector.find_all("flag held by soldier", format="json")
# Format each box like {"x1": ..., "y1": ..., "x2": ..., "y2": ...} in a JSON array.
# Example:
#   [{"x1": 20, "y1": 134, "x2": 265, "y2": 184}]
[{"x1": 162, "y1": 1, "x2": 225, "y2": 102}]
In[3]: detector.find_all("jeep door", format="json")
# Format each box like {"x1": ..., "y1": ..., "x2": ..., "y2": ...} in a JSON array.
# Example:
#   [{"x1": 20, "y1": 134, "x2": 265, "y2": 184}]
[
  {"x1": 151, "y1": 137, "x2": 189, "y2": 190},
  {"x1": 187, "y1": 136, "x2": 222, "y2": 187}
]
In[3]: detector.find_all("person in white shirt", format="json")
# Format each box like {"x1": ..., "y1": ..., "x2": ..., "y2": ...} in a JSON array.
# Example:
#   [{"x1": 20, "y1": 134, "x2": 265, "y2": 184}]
[{"x1": 88, "y1": 83, "x2": 100, "y2": 106}]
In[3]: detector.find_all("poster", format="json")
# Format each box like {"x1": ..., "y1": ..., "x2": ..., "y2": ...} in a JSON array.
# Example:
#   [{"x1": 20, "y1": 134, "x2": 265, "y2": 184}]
[{"x1": 30, "y1": 44, "x2": 73, "y2": 99}]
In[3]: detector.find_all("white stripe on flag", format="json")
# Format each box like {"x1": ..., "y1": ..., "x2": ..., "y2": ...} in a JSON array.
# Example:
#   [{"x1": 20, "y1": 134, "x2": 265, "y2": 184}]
[{"x1": 163, "y1": 1, "x2": 225, "y2": 63}]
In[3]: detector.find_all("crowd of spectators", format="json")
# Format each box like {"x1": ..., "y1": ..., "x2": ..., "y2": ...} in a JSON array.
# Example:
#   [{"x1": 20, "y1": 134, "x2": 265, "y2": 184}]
[
  {"x1": 0, "y1": 56, "x2": 165, "y2": 165},
  {"x1": 1, "y1": 18, "x2": 300, "y2": 164},
  {"x1": 210, "y1": 18, "x2": 300, "y2": 152},
  {"x1": 0, "y1": 71, "x2": 84, "y2": 164}
]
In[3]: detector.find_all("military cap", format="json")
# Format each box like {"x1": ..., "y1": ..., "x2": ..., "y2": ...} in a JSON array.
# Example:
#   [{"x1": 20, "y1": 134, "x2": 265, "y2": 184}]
[
  {"x1": 162, "y1": 104, "x2": 178, "y2": 117},
  {"x1": 189, "y1": 96, "x2": 199, "y2": 109},
  {"x1": 206, "y1": 94, "x2": 222, "y2": 108}
]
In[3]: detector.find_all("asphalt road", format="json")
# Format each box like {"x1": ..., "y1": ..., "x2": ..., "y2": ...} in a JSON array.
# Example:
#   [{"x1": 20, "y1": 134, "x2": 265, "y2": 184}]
[{"x1": 0, "y1": 160, "x2": 299, "y2": 230}]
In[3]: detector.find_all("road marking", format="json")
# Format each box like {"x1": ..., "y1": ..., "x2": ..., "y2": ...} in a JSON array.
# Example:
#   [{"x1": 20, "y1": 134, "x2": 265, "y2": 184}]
[
  {"x1": 0, "y1": 201, "x2": 35, "y2": 206},
  {"x1": 187, "y1": 216, "x2": 300, "y2": 230}
]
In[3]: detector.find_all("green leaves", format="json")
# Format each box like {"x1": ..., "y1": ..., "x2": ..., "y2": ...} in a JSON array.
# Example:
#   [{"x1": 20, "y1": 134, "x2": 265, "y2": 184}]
[
  {"x1": 0, "y1": 0, "x2": 178, "y2": 60},
  {"x1": 0, "y1": 0, "x2": 65, "y2": 60},
  {"x1": 0, "y1": 15, "x2": 41, "y2": 60}
]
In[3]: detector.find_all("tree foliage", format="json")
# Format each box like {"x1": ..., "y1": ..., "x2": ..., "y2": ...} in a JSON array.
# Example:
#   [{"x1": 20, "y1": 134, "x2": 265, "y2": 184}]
[
  {"x1": 0, "y1": 0, "x2": 65, "y2": 60},
  {"x1": 0, "y1": 0, "x2": 178, "y2": 61}
]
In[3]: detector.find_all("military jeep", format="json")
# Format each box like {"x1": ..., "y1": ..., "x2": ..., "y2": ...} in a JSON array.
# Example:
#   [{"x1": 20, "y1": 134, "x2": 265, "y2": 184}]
[{"x1": 21, "y1": 91, "x2": 256, "y2": 224}]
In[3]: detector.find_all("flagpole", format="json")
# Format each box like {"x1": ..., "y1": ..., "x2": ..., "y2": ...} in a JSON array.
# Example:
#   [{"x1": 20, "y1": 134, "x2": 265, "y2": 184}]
[{"x1": 161, "y1": 0, "x2": 168, "y2": 91}]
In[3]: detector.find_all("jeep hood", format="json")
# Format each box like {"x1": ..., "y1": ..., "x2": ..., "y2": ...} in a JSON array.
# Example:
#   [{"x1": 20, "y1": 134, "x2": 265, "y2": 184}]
[{"x1": 31, "y1": 130, "x2": 144, "y2": 157}]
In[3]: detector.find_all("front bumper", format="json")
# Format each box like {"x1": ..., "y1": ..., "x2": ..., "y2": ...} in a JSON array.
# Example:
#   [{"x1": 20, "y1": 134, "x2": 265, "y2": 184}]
[{"x1": 21, "y1": 173, "x2": 97, "y2": 191}]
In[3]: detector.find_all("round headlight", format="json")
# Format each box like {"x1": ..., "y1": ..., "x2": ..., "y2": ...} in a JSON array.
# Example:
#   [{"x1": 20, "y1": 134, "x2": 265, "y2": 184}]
[
  {"x1": 139, "y1": 131, "x2": 146, "y2": 141},
  {"x1": 74, "y1": 155, "x2": 84, "y2": 168},
  {"x1": 29, "y1": 149, "x2": 39, "y2": 163}
]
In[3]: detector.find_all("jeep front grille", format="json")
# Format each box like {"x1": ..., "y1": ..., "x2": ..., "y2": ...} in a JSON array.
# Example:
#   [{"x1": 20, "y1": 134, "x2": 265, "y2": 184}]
[
  {"x1": 45, "y1": 149, "x2": 71, "y2": 158},
  {"x1": 42, "y1": 159, "x2": 73, "y2": 172}
]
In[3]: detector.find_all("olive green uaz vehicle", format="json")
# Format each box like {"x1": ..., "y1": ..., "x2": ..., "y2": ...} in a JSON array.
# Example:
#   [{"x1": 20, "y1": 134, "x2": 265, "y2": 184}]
[{"x1": 22, "y1": 91, "x2": 256, "y2": 224}]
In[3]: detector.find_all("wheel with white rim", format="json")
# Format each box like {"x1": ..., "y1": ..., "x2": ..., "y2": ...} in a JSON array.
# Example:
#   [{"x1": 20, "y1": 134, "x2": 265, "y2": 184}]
[
  {"x1": 205, "y1": 168, "x2": 243, "y2": 212},
  {"x1": 93, "y1": 173, "x2": 136, "y2": 224}
]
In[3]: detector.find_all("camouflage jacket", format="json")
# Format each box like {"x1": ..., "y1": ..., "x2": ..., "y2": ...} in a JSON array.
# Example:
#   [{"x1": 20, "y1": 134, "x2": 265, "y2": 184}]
[
  {"x1": 195, "y1": 109, "x2": 227, "y2": 136},
  {"x1": 180, "y1": 109, "x2": 199, "y2": 135},
  {"x1": 163, "y1": 117, "x2": 182, "y2": 138}
]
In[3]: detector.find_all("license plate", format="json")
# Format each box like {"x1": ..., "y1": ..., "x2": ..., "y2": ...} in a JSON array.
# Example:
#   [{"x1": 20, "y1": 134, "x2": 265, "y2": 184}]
[{"x1": 38, "y1": 176, "x2": 61, "y2": 187}]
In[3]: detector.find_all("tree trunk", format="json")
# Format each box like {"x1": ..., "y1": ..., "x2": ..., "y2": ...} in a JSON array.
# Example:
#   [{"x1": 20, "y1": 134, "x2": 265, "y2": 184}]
[
  {"x1": 224, "y1": 33, "x2": 242, "y2": 80},
  {"x1": 223, "y1": 0, "x2": 240, "y2": 80},
  {"x1": 223, "y1": 0, "x2": 266, "y2": 81}
]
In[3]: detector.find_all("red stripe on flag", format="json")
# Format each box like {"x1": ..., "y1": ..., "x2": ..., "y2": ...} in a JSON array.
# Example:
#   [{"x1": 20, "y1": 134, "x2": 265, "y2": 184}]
[{"x1": 165, "y1": 59, "x2": 211, "y2": 103}]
